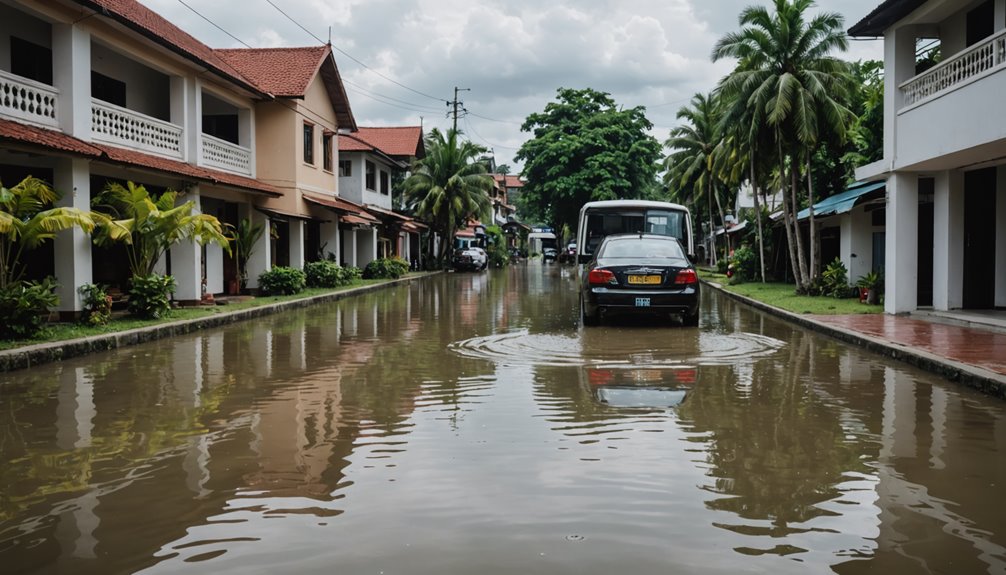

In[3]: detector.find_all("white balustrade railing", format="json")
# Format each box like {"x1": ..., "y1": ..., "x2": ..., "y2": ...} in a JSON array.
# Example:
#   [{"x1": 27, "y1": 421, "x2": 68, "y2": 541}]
[
  {"x1": 900, "y1": 29, "x2": 1006, "y2": 110},
  {"x1": 91, "y1": 99, "x2": 183, "y2": 159},
  {"x1": 200, "y1": 133, "x2": 252, "y2": 175},
  {"x1": 0, "y1": 69, "x2": 58, "y2": 127}
]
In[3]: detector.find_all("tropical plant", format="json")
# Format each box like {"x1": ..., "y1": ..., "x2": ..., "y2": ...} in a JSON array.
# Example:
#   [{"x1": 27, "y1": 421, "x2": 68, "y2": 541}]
[
  {"x1": 729, "y1": 245, "x2": 758, "y2": 284},
  {"x1": 516, "y1": 88, "x2": 662, "y2": 237},
  {"x1": 127, "y1": 274, "x2": 175, "y2": 319},
  {"x1": 484, "y1": 225, "x2": 509, "y2": 268},
  {"x1": 258, "y1": 266, "x2": 306, "y2": 295},
  {"x1": 91, "y1": 181, "x2": 230, "y2": 277},
  {"x1": 78, "y1": 283, "x2": 113, "y2": 326},
  {"x1": 403, "y1": 128, "x2": 493, "y2": 265},
  {"x1": 820, "y1": 257, "x2": 850, "y2": 298},
  {"x1": 713, "y1": 0, "x2": 855, "y2": 292},
  {"x1": 363, "y1": 257, "x2": 410, "y2": 280},
  {"x1": 304, "y1": 260, "x2": 359, "y2": 288},
  {"x1": 0, "y1": 277, "x2": 59, "y2": 339},
  {"x1": 665, "y1": 92, "x2": 726, "y2": 265},
  {"x1": 0, "y1": 176, "x2": 95, "y2": 288},
  {"x1": 230, "y1": 218, "x2": 265, "y2": 289}
]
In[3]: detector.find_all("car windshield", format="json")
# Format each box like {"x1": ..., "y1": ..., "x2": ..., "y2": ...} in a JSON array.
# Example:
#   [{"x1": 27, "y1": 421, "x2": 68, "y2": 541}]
[{"x1": 598, "y1": 237, "x2": 684, "y2": 259}]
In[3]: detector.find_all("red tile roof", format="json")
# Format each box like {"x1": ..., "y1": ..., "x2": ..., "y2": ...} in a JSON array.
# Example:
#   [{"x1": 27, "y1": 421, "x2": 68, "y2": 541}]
[
  {"x1": 0, "y1": 119, "x2": 279, "y2": 196},
  {"x1": 216, "y1": 46, "x2": 356, "y2": 130},
  {"x1": 494, "y1": 174, "x2": 524, "y2": 188},
  {"x1": 215, "y1": 46, "x2": 329, "y2": 97},
  {"x1": 303, "y1": 193, "x2": 380, "y2": 223},
  {"x1": 73, "y1": 0, "x2": 267, "y2": 97},
  {"x1": 346, "y1": 127, "x2": 424, "y2": 159}
]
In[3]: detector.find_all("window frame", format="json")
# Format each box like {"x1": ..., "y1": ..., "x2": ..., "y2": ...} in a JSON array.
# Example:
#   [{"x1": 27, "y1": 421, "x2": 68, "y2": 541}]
[
  {"x1": 322, "y1": 132, "x2": 333, "y2": 172},
  {"x1": 338, "y1": 159, "x2": 352, "y2": 177},
  {"x1": 379, "y1": 170, "x2": 390, "y2": 195},
  {"x1": 303, "y1": 123, "x2": 315, "y2": 165},
  {"x1": 365, "y1": 160, "x2": 376, "y2": 191}
]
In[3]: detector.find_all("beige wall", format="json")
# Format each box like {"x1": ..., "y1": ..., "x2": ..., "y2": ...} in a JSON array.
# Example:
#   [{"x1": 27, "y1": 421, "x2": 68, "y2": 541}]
[{"x1": 294, "y1": 75, "x2": 339, "y2": 195}]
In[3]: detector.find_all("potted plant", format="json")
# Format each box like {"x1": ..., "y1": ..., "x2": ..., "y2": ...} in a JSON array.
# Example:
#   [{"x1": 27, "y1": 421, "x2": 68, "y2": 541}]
[{"x1": 856, "y1": 271, "x2": 882, "y2": 305}]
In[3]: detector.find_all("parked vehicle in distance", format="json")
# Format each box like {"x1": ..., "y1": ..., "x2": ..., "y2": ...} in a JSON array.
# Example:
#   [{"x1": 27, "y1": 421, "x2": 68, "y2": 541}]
[
  {"x1": 580, "y1": 234, "x2": 699, "y2": 327},
  {"x1": 560, "y1": 241, "x2": 578, "y2": 264},
  {"x1": 528, "y1": 230, "x2": 558, "y2": 259},
  {"x1": 453, "y1": 246, "x2": 488, "y2": 271},
  {"x1": 543, "y1": 247, "x2": 559, "y2": 263}
]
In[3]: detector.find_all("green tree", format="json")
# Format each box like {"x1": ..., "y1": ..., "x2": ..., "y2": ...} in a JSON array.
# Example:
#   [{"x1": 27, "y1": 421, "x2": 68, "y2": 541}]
[
  {"x1": 91, "y1": 181, "x2": 230, "y2": 277},
  {"x1": 665, "y1": 92, "x2": 726, "y2": 265},
  {"x1": 714, "y1": 0, "x2": 854, "y2": 292},
  {"x1": 515, "y1": 87, "x2": 661, "y2": 236},
  {"x1": 0, "y1": 176, "x2": 95, "y2": 288},
  {"x1": 403, "y1": 128, "x2": 493, "y2": 266}
]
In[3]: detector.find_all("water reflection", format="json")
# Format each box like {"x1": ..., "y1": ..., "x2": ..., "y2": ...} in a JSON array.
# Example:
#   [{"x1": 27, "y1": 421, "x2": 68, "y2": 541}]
[{"x1": 0, "y1": 267, "x2": 1004, "y2": 574}]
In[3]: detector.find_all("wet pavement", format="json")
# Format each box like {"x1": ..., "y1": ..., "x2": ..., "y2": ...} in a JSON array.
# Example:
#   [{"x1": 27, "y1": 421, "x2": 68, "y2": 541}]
[{"x1": 1, "y1": 264, "x2": 1005, "y2": 574}]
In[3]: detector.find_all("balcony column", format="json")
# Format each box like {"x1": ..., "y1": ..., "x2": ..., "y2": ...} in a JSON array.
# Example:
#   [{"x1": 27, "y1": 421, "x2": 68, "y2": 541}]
[
  {"x1": 885, "y1": 172, "x2": 918, "y2": 314},
  {"x1": 933, "y1": 171, "x2": 964, "y2": 310},
  {"x1": 997, "y1": 1, "x2": 1006, "y2": 33},
  {"x1": 320, "y1": 220, "x2": 340, "y2": 264},
  {"x1": 170, "y1": 76, "x2": 196, "y2": 163},
  {"x1": 53, "y1": 158, "x2": 92, "y2": 319},
  {"x1": 246, "y1": 208, "x2": 271, "y2": 289},
  {"x1": 51, "y1": 23, "x2": 91, "y2": 140},
  {"x1": 883, "y1": 25, "x2": 918, "y2": 161},
  {"x1": 342, "y1": 226, "x2": 357, "y2": 267},
  {"x1": 170, "y1": 187, "x2": 202, "y2": 304},
  {"x1": 239, "y1": 108, "x2": 255, "y2": 178},
  {"x1": 289, "y1": 220, "x2": 305, "y2": 269},
  {"x1": 996, "y1": 166, "x2": 1006, "y2": 307}
]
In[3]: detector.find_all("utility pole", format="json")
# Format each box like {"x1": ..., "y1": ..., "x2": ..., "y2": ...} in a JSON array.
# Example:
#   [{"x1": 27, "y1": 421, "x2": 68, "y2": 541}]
[{"x1": 449, "y1": 86, "x2": 470, "y2": 133}]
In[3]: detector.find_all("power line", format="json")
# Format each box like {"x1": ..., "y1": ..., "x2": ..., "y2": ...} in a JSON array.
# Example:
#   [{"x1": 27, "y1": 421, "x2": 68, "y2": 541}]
[
  {"x1": 175, "y1": 0, "x2": 252, "y2": 48},
  {"x1": 464, "y1": 115, "x2": 520, "y2": 151},
  {"x1": 468, "y1": 111, "x2": 523, "y2": 126},
  {"x1": 263, "y1": 0, "x2": 448, "y2": 104},
  {"x1": 345, "y1": 86, "x2": 443, "y2": 115},
  {"x1": 343, "y1": 79, "x2": 444, "y2": 114}
]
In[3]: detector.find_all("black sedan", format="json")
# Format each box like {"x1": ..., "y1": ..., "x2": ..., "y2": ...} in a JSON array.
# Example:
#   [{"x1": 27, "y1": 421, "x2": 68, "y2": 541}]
[{"x1": 579, "y1": 234, "x2": 699, "y2": 327}]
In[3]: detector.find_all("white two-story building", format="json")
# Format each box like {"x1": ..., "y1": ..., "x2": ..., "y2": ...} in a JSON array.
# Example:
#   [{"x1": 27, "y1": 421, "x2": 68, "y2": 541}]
[{"x1": 851, "y1": 0, "x2": 1006, "y2": 314}]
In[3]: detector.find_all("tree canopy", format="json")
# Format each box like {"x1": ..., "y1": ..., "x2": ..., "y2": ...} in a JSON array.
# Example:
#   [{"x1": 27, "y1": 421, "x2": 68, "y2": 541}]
[{"x1": 515, "y1": 87, "x2": 662, "y2": 235}]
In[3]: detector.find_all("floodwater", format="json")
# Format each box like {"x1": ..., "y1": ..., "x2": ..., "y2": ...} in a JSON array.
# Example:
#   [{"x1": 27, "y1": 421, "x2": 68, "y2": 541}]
[{"x1": 1, "y1": 264, "x2": 1005, "y2": 575}]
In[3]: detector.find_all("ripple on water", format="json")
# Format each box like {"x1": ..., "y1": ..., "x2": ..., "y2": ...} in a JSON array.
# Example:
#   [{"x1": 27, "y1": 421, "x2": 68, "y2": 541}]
[{"x1": 449, "y1": 329, "x2": 785, "y2": 367}]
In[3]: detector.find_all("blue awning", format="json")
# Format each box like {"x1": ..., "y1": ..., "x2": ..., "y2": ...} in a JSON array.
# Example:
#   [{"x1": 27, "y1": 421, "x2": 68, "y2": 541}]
[{"x1": 797, "y1": 181, "x2": 886, "y2": 221}]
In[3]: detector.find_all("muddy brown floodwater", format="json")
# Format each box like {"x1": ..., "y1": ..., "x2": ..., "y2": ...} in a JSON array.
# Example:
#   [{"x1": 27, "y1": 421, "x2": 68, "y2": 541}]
[{"x1": 1, "y1": 264, "x2": 1005, "y2": 574}]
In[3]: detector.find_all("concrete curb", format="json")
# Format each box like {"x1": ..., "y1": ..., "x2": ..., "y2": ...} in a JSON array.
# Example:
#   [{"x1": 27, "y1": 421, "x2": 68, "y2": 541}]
[
  {"x1": 0, "y1": 273, "x2": 441, "y2": 374},
  {"x1": 704, "y1": 280, "x2": 1006, "y2": 400}
]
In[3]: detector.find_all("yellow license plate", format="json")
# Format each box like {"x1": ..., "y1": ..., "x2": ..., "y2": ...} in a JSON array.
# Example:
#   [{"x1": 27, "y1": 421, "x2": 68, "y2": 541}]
[{"x1": 627, "y1": 275, "x2": 661, "y2": 285}]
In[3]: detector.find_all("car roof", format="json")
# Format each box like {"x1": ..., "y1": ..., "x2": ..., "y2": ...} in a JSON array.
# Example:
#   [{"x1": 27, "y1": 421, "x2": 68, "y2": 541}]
[{"x1": 601, "y1": 233, "x2": 681, "y2": 243}]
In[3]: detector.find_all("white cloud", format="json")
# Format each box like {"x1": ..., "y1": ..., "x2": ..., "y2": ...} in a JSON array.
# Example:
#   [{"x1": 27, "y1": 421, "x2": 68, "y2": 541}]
[{"x1": 138, "y1": 0, "x2": 883, "y2": 168}]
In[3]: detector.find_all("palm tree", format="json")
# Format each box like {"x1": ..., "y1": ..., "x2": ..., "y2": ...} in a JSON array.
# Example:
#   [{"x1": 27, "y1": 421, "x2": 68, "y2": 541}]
[
  {"x1": 665, "y1": 92, "x2": 726, "y2": 265},
  {"x1": 0, "y1": 176, "x2": 95, "y2": 288},
  {"x1": 713, "y1": 0, "x2": 854, "y2": 291},
  {"x1": 404, "y1": 128, "x2": 493, "y2": 266},
  {"x1": 91, "y1": 181, "x2": 229, "y2": 278}
]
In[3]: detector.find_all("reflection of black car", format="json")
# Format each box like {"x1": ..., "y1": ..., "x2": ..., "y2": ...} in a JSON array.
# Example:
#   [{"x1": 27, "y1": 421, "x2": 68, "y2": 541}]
[
  {"x1": 580, "y1": 233, "x2": 699, "y2": 327},
  {"x1": 585, "y1": 367, "x2": 695, "y2": 408}
]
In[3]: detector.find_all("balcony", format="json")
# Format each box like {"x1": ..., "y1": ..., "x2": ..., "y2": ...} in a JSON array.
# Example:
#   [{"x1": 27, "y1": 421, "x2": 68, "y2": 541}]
[
  {"x1": 900, "y1": 29, "x2": 1006, "y2": 112},
  {"x1": 0, "y1": 69, "x2": 58, "y2": 128},
  {"x1": 91, "y1": 98, "x2": 183, "y2": 159},
  {"x1": 201, "y1": 133, "x2": 252, "y2": 176}
]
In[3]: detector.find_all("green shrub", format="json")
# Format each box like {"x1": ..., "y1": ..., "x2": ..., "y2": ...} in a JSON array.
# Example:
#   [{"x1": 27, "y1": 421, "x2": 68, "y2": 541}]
[
  {"x1": 78, "y1": 283, "x2": 112, "y2": 326},
  {"x1": 128, "y1": 274, "x2": 176, "y2": 319},
  {"x1": 305, "y1": 260, "x2": 361, "y2": 288},
  {"x1": 363, "y1": 257, "x2": 410, "y2": 279},
  {"x1": 716, "y1": 258, "x2": 729, "y2": 274},
  {"x1": 821, "y1": 257, "x2": 850, "y2": 298},
  {"x1": 0, "y1": 277, "x2": 59, "y2": 339},
  {"x1": 729, "y1": 245, "x2": 757, "y2": 283},
  {"x1": 259, "y1": 266, "x2": 306, "y2": 295}
]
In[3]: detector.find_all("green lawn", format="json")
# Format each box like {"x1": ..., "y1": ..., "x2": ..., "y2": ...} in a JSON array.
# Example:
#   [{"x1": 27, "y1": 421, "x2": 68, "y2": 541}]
[
  {"x1": 0, "y1": 278, "x2": 395, "y2": 351},
  {"x1": 699, "y1": 270, "x2": 883, "y2": 315}
]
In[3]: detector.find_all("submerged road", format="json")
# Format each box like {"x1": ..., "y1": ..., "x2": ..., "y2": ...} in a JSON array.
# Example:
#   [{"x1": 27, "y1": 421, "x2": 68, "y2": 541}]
[{"x1": 1, "y1": 263, "x2": 1004, "y2": 574}]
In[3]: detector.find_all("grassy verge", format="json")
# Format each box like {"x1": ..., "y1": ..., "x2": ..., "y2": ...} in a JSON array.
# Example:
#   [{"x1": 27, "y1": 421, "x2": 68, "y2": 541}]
[
  {"x1": 0, "y1": 278, "x2": 396, "y2": 351},
  {"x1": 699, "y1": 270, "x2": 883, "y2": 315}
]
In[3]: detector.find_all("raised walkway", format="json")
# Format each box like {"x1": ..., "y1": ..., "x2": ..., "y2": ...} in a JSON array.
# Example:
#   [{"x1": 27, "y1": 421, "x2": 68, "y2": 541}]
[{"x1": 705, "y1": 281, "x2": 1006, "y2": 400}]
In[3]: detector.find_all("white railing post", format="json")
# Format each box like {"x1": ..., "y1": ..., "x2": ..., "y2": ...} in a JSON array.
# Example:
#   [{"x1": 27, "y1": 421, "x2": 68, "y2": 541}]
[
  {"x1": 90, "y1": 98, "x2": 184, "y2": 159},
  {"x1": 200, "y1": 133, "x2": 252, "y2": 176},
  {"x1": 0, "y1": 70, "x2": 59, "y2": 128},
  {"x1": 900, "y1": 29, "x2": 1006, "y2": 110}
]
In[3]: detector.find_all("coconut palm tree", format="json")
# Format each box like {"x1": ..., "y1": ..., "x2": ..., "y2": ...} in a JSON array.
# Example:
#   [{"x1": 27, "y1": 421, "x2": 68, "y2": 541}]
[
  {"x1": 713, "y1": 0, "x2": 854, "y2": 291},
  {"x1": 91, "y1": 181, "x2": 229, "y2": 278},
  {"x1": 403, "y1": 128, "x2": 493, "y2": 265},
  {"x1": 664, "y1": 92, "x2": 726, "y2": 265},
  {"x1": 0, "y1": 175, "x2": 95, "y2": 288}
]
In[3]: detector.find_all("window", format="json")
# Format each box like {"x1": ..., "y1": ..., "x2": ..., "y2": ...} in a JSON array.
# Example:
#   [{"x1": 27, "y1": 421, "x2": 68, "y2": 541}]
[
  {"x1": 303, "y1": 123, "x2": 315, "y2": 164},
  {"x1": 380, "y1": 170, "x2": 389, "y2": 195},
  {"x1": 365, "y1": 160, "x2": 376, "y2": 190},
  {"x1": 323, "y1": 133, "x2": 333, "y2": 171},
  {"x1": 10, "y1": 37, "x2": 52, "y2": 85},
  {"x1": 92, "y1": 71, "x2": 126, "y2": 107},
  {"x1": 339, "y1": 159, "x2": 352, "y2": 177}
]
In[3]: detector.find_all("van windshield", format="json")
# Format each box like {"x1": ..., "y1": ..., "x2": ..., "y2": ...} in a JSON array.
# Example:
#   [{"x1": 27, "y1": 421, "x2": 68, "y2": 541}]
[{"x1": 582, "y1": 209, "x2": 687, "y2": 257}]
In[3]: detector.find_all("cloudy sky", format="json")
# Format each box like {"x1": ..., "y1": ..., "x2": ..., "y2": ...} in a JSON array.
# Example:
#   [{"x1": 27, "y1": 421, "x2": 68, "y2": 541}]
[{"x1": 141, "y1": 0, "x2": 884, "y2": 169}]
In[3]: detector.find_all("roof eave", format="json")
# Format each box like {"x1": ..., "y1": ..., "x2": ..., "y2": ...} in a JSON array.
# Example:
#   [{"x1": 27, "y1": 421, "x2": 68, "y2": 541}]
[{"x1": 849, "y1": 0, "x2": 928, "y2": 37}]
